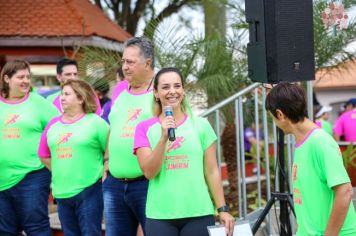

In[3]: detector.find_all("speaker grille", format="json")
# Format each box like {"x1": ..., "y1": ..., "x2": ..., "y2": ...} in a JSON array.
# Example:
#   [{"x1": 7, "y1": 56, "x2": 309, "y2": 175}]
[{"x1": 246, "y1": 0, "x2": 315, "y2": 83}]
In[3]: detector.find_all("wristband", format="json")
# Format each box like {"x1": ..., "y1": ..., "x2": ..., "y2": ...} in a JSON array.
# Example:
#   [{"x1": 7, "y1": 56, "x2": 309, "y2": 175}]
[{"x1": 217, "y1": 205, "x2": 230, "y2": 213}]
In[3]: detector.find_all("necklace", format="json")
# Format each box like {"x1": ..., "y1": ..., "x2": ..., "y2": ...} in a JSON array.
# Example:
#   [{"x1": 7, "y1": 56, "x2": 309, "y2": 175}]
[{"x1": 129, "y1": 77, "x2": 154, "y2": 92}]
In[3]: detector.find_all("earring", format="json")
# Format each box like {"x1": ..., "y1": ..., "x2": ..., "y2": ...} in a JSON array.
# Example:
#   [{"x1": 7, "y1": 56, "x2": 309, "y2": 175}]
[{"x1": 155, "y1": 97, "x2": 159, "y2": 102}]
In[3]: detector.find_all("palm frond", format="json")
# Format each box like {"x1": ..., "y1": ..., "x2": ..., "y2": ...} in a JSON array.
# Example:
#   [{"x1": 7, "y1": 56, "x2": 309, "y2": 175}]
[
  {"x1": 77, "y1": 46, "x2": 122, "y2": 90},
  {"x1": 314, "y1": 0, "x2": 356, "y2": 68}
]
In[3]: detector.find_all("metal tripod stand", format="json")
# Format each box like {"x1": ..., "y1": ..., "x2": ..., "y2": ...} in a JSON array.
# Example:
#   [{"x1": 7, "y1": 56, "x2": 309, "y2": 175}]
[{"x1": 252, "y1": 128, "x2": 295, "y2": 236}]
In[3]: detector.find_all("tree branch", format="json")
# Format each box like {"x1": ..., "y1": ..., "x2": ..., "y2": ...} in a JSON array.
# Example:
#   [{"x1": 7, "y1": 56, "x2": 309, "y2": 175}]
[
  {"x1": 122, "y1": 0, "x2": 131, "y2": 28},
  {"x1": 126, "y1": 0, "x2": 150, "y2": 35},
  {"x1": 143, "y1": 0, "x2": 199, "y2": 37}
]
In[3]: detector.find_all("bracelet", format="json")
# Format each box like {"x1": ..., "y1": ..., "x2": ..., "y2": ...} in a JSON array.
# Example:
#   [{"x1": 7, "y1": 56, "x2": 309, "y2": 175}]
[{"x1": 103, "y1": 157, "x2": 109, "y2": 162}]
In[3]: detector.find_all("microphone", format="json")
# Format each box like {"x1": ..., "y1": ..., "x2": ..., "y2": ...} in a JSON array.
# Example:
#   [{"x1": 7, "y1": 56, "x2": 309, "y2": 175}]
[{"x1": 164, "y1": 106, "x2": 176, "y2": 141}]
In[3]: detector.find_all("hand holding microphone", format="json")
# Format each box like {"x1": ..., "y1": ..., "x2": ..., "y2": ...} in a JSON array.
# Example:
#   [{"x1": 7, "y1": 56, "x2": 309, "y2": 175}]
[{"x1": 163, "y1": 106, "x2": 176, "y2": 141}]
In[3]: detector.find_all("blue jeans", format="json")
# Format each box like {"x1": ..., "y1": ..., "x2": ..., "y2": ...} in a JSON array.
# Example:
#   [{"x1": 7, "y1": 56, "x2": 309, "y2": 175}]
[
  {"x1": 56, "y1": 180, "x2": 103, "y2": 236},
  {"x1": 103, "y1": 172, "x2": 148, "y2": 236},
  {"x1": 0, "y1": 168, "x2": 51, "y2": 236}
]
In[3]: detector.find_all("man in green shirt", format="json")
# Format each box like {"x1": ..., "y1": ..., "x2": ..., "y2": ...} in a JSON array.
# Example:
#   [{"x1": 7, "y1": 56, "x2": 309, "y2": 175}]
[
  {"x1": 266, "y1": 82, "x2": 356, "y2": 236},
  {"x1": 103, "y1": 37, "x2": 155, "y2": 236}
]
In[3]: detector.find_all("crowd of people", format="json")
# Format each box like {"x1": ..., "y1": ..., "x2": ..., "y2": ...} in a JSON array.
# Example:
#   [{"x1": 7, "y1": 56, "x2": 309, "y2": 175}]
[
  {"x1": 313, "y1": 98, "x2": 356, "y2": 142},
  {"x1": 0, "y1": 37, "x2": 234, "y2": 236},
  {"x1": 0, "y1": 36, "x2": 355, "y2": 236}
]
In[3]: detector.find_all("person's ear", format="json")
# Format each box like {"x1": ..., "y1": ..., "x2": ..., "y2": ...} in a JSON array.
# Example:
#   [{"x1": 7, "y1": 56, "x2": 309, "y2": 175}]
[
  {"x1": 4, "y1": 75, "x2": 10, "y2": 83},
  {"x1": 56, "y1": 74, "x2": 62, "y2": 83},
  {"x1": 153, "y1": 90, "x2": 159, "y2": 101},
  {"x1": 275, "y1": 109, "x2": 284, "y2": 120},
  {"x1": 145, "y1": 59, "x2": 152, "y2": 69}
]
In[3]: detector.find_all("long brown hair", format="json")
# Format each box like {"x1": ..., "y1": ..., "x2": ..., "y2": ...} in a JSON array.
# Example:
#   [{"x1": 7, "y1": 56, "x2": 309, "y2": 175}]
[
  {"x1": 0, "y1": 60, "x2": 31, "y2": 98},
  {"x1": 61, "y1": 79, "x2": 97, "y2": 113}
]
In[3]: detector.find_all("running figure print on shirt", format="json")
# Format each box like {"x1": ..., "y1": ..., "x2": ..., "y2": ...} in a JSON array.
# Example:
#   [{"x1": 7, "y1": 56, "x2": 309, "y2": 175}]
[
  {"x1": 126, "y1": 108, "x2": 142, "y2": 123},
  {"x1": 121, "y1": 108, "x2": 143, "y2": 138},
  {"x1": 57, "y1": 132, "x2": 73, "y2": 146},
  {"x1": 2, "y1": 114, "x2": 21, "y2": 139},
  {"x1": 165, "y1": 136, "x2": 189, "y2": 171},
  {"x1": 56, "y1": 132, "x2": 73, "y2": 159},
  {"x1": 166, "y1": 136, "x2": 185, "y2": 153},
  {"x1": 4, "y1": 114, "x2": 20, "y2": 125}
]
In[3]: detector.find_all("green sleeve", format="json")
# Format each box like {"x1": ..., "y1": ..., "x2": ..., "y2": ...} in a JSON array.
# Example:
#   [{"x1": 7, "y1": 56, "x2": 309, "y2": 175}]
[
  {"x1": 34, "y1": 94, "x2": 60, "y2": 128},
  {"x1": 95, "y1": 116, "x2": 109, "y2": 152},
  {"x1": 316, "y1": 135, "x2": 350, "y2": 188},
  {"x1": 197, "y1": 117, "x2": 217, "y2": 151}
]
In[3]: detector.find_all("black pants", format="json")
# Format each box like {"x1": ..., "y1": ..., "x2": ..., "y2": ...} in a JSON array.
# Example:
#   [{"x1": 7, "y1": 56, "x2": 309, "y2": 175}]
[{"x1": 146, "y1": 215, "x2": 215, "y2": 236}]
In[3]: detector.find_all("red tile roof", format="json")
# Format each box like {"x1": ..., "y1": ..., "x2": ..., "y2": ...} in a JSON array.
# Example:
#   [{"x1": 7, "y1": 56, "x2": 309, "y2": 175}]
[
  {"x1": 314, "y1": 59, "x2": 356, "y2": 90},
  {"x1": 0, "y1": 0, "x2": 131, "y2": 43}
]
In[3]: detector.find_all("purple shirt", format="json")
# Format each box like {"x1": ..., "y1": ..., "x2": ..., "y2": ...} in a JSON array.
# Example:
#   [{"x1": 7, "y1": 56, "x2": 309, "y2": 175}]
[
  {"x1": 244, "y1": 127, "x2": 263, "y2": 152},
  {"x1": 100, "y1": 100, "x2": 111, "y2": 123}
]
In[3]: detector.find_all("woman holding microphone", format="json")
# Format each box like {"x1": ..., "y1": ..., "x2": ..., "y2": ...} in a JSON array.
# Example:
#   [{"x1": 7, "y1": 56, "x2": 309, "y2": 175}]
[
  {"x1": 0, "y1": 60, "x2": 58, "y2": 235},
  {"x1": 38, "y1": 79, "x2": 109, "y2": 236},
  {"x1": 133, "y1": 67, "x2": 234, "y2": 236}
]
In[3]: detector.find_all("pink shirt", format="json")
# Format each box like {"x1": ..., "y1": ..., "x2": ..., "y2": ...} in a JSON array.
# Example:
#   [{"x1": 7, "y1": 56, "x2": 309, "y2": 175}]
[{"x1": 333, "y1": 109, "x2": 356, "y2": 141}]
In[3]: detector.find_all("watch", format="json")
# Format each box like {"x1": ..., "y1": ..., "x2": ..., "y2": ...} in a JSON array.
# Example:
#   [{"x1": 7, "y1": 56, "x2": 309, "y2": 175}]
[{"x1": 217, "y1": 205, "x2": 230, "y2": 213}]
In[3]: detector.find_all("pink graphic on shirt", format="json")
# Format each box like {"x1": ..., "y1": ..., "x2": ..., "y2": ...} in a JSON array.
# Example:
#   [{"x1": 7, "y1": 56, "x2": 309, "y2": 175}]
[
  {"x1": 57, "y1": 133, "x2": 73, "y2": 146},
  {"x1": 293, "y1": 164, "x2": 298, "y2": 182},
  {"x1": 56, "y1": 132, "x2": 73, "y2": 159},
  {"x1": 166, "y1": 137, "x2": 185, "y2": 153},
  {"x1": 127, "y1": 109, "x2": 142, "y2": 123},
  {"x1": 293, "y1": 188, "x2": 302, "y2": 205},
  {"x1": 2, "y1": 114, "x2": 21, "y2": 139},
  {"x1": 4, "y1": 114, "x2": 20, "y2": 125}
]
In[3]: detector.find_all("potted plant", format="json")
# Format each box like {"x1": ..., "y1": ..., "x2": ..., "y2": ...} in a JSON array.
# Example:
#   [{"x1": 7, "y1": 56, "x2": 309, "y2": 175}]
[{"x1": 341, "y1": 144, "x2": 356, "y2": 186}]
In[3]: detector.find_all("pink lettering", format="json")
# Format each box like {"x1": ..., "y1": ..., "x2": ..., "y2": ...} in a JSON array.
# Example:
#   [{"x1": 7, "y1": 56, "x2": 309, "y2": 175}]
[{"x1": 166, "y1": 162, "x2": 189, "y2": 170}]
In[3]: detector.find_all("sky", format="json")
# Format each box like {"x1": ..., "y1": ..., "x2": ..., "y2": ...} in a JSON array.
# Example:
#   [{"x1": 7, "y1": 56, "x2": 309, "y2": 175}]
[{"x1": 135, "y1": 0, "x2": 244, "y2": 39}]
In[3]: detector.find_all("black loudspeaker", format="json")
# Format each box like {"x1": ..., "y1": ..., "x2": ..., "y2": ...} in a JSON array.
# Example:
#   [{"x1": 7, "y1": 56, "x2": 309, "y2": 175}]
[{"x1": 246, "y1": 0, "x2": 315, "y2": 83}]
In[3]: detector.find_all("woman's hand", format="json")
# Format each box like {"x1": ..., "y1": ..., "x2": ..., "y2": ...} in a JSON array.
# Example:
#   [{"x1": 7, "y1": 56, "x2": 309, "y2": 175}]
[
  {"x1": 161, "y1": 116, "x2": 175, "y2": 140},
  {"x1": 102, "y1": 159, "x2": 109, "y2": 182},
  {"x1": 219, "y1": 212, "x2": 235, "y2": 236}
]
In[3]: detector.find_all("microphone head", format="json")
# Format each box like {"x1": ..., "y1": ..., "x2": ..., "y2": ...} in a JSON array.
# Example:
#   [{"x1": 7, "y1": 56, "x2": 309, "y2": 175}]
[
  {"x1": 164, "y1": 106, "x2": 173, "y2": 117},
  {"x1": 163, "y1": 106, "x2": 173, "y2": 113}
]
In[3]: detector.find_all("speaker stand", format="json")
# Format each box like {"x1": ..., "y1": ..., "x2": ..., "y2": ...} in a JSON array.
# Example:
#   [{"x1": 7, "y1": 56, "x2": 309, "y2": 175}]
[{"x1": 252, "y1": 128, "x2": 295, "y2": 235}]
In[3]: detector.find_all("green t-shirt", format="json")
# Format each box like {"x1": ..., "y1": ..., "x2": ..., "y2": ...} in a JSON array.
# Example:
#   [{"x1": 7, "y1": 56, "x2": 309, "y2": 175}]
[
  {"x1": 108, "y1": 81, "x2": 153, "y2": 178},
  {"x1": 38, "y1": 114, "x2": 108, "y2": 198},
  {"x1": 0, "y1": 93, "x2": 59, "y2": 191},
  {"x1": 293, "y1": 128, "x2": 356, "y2": 236},
  {"x1": 134, "y1": 116, "x2": 216, "y2": 219},
  {"x1": 321, "y1": 120, "x2": 333, "y2": 136}
]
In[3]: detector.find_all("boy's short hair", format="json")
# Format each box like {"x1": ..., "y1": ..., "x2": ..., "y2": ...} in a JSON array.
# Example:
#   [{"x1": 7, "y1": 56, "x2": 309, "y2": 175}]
[
  {"x1": 265, "y1": 82, "x2": 307, "y2": 123},
  {"x1": 56, "y1": 58, "x2": 78, "y2": 75}
]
